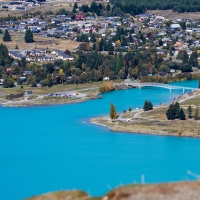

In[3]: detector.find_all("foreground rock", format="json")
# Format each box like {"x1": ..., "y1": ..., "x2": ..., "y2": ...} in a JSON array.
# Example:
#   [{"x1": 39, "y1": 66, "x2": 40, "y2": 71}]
[
  {"x1": 27, "y1": 181, "x2": 200, "y2": 200},
  {"x1": 26, "y1": 190, "x2": 89, "y2": 200},
  {"x1": 104, "y1": 181, "x2": 200, "y2": 200}
]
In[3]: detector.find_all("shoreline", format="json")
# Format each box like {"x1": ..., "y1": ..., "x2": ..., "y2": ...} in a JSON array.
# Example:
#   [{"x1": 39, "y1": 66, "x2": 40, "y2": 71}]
[
  {"x1": 0, "y1": 83, "x2": 129, "y2": 107},
  {"x1": 90, "y1": 90, "x2": 200, "y2": 138}
]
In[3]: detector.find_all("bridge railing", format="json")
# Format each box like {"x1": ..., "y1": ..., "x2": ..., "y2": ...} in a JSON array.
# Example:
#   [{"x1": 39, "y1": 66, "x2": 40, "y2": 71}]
[{"x1": 125, "y1": 82, "x2": 199, "y2": 90}]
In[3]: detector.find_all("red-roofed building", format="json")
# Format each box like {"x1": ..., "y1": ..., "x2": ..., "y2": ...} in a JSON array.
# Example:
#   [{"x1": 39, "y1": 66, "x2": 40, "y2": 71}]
[{"x1": 76, "y1": 14, "x2": 84, "y2": 20}]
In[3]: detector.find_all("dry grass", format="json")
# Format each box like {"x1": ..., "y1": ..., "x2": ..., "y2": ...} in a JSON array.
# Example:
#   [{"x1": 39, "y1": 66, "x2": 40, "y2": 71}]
[
  {"x1": 91, "y1": 104, "x2": 200, "y2": 137},
  {"x1": 121, "y1": 111, "x2": 138, "y2": 119},
  {"x1": 26, "y1": 190, "x2": 89, "y2": 200},
  {"x1": 139, "y1": 107, "x2": 168, "y2": 120},
  {"x1": 104, "y1": 181, "x2": 200, "y2": 200},
  {"x1": 0, "y1": 32, "x2": 80, "y2": 50},
  {"x1": 181, "y1": 96, "x2": 200, "y2": 107},
  {"x1": 148, "y1": 9, "x2": 200, "y2": 19},
  {"x1": 0, "y1": 82, "x2": 101, "y2": 95}
]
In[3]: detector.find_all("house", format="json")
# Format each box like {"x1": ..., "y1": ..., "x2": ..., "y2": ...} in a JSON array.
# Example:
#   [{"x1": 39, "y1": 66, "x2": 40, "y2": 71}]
[
  {"x1": 76, "y1": 14, "x2": 84, "y2": 20},
  {"x1": 23, "y1": 71, "x2": 32, "y2": 75},
  {"x1": 19, "y1": 77, "x2": 26, "y2": 83},
  {"x1": 51, "y1": 50, "x2": 73, "y2": 61},
  {"x1": 103, "y1": 77, "x2": 110, "y2": 81},
  {"x1": 170, "y1": 24, "x2": 181, "y2": 29},
  {"x1": 25, "y1": 90, "x2": 33, "y2": 96}
]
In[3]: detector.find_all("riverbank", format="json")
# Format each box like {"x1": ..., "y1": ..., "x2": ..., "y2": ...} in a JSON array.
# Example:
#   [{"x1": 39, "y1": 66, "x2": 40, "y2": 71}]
[
  {"x1": 0, "y1": 87, "x2": 102, "y2": 107},
  {"x1": 91, "y1": 90, "x2": 200, "y2": 138},
  {"x1": 0, "y1": 81, "x2": 129, "y2": 107}
]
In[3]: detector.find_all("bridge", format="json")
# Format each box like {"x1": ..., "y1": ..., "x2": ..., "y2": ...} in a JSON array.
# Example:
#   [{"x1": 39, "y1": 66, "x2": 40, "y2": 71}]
[{"x1": 124, "y1": 81, "x2": 200, "y2": 93}]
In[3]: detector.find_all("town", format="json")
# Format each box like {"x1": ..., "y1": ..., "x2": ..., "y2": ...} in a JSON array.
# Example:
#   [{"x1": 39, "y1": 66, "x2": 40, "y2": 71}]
[{"x1": 0, "y1": 0, "x2": 199, "y2": 93}]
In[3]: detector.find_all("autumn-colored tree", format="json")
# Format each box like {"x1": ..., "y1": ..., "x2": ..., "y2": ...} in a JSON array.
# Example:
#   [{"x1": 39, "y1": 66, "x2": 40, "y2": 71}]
[
  {"x1": 99, "y1": 82, "x2": 115, "y2": 93},
  {"x1": 110, "y1": 103, "x2": 117, "y2": 119},
  {"x1": 115, "y1": 40, "x2": 121, "y2": 46}
]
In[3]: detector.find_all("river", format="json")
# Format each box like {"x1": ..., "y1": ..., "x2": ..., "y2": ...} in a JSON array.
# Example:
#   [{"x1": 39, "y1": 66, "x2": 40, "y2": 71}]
[{"x1": 1, "y1": 80, "x2": 200, "y2": 199}]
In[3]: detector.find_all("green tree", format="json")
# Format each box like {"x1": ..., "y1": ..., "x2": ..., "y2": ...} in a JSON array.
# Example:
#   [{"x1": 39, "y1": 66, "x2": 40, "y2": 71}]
[
  {"x1": 90, "y1": 33, "x2": 96, "y2": 42},
  {"x1": 143, "y1": 100, "x2": 153, "y2": 111},
  {"x1": 110, "y1": 103, "x2": 117, "y2": 119},
  {"x1": 3, "y1": 29, "x2": 11, "y2": 42},
  {"x1": 178, "y1": 108, "x2": 186, "y2": 120},
  {"x1": 3, "y1": 76, "x2": 14, "y2": 88},
  {"x1": 25, "y1": 29, "x2": 34, "y2": 43},
  {"x1": 166, "y1": 102, "x2": 180, "y2": 120},
  {"x1": 106, "y1": 3, "x2": 110, "y2": 11},
  {"x1": 189, "y1": 51, "x2": 198, "y2": 67},
  {"x1": 187, "y1": 105, "x2": 192, "y2": 118},
  {"x1": 194, "y1": 107, "x2": 200, "y2": 120},
  {"x1": 183, "y1": 50, "x2": 188, "y2": 63},
  {"x1": 73, "y1": 2, "x2": 78, "y2": 9},
  {"x1": 179, "y1": 21, "x2": 186, "y2": 30}
]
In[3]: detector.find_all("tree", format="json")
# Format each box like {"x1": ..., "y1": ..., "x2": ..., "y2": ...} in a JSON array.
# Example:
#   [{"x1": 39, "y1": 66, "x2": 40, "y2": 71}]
[
  {"x1": 90, "y1": 33, "x2": 96, "y2": 42},
  {"x1": 73, "y1": 2, "x2": 78, "y2": 9},
  {"x1": 3, "y1": 29, "x2": 11, "y2": 42},
  {"x1": 180, "y1": 64, "x2": 192, "y2": 72},
  {"x1": 179, "y1": 21, "x2": 186, "y2": 30},
  {"x1": 106, "y1": 3, "x2": 110, "y2": 11},
  {"x1": 183, "y1": 50, "x2": 188, "y2": 63},
  {"x1": 166, "y1": 102, "x2": 180, "y2": 120},
  {"x1": 194, "y1": 107, "x2": 200, "y2": 120},
  {"x1": 99, "y1": 82, "x2": 115, "y2": 93},
  {"x1": 188, "y1": 52, "x2": 197, "y2": 67},
  {"x1": 178, "y1": 108, "x2": 186, "y2": 120},
  {"x1": 143, "y1": 100, "x2": 153, "y2": 111},
  {"x1": 187, "y1": 105, "x2": 192, "y2": 119},
  {"x1": 3, "y1": 76, "x2": 14, "y2": 88},
  {"x1": 198, "y1": 80, "x2": 200, "y2": 89},
  {"x1": 128, "y1": 107, "x2": 132, "y2": 112},
  {"x1": 110, "y1": 103, "x2": 117, "y2": 119},
  {"x1": 25, "y1": 29, "x2": 34, "y2": 43}
]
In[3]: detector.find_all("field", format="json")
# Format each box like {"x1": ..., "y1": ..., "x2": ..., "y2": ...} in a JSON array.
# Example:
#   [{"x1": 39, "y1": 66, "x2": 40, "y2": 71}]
[
  {"x1": 0, "y1": 81, "x2": 103, "y2": 95},
  {"x1": 181, "y1": 95, "x2": 200, "y2": 107},
  {"x1": 148, "y1": 9, "x2": 200, "y2": 19},
  {"x1": 0, "y1": 32, "x2": 80, "y2": 51},
  {"x1": 0, "y1": 0, "x2": 95, "y2": 18}
]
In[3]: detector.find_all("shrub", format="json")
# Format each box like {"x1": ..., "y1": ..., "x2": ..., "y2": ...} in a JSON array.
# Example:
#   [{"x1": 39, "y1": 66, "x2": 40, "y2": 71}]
[
  {"x1": 143, "y1": 100, "x2": 153, "y2": 111},
  {"x1": 99, "y1": 82, "x2": 115, "y2": 93}
]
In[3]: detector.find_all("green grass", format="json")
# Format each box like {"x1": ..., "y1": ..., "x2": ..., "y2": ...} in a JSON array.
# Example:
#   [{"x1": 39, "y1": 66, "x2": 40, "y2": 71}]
[{"x1": 0, "y1": 82, "x2": 102, "y2": 95}]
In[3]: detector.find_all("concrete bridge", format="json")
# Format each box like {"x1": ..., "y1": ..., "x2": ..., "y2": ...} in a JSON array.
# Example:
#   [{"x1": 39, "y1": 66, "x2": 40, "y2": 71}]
[{"x1": 124, "y1": 81, "x2": 200, "y2": 93}]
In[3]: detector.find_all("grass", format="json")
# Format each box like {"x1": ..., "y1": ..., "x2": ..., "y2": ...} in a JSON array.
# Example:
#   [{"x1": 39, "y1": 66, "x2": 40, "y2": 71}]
[
  {"x1": 92, "y1": 101, "x2": 200, "y2": 137},
  {"x1": 27, "y1": 190, "x2": 89, "y2": 200},
  {"x1": 121, "y1": 111, "x2": 138, "y2": 119},
  {"x1": 0, "y1": 82, "x2": 102, "y2": 95},
  {"x1": 181, "y1": 96, "x2": 200, "y2": 107},
  {"x1": 139, "y1": 107, "x2": 168, "y2": 120},
  {"x1": 0, "y1": 32, "x2": 80, "y2": 50}
]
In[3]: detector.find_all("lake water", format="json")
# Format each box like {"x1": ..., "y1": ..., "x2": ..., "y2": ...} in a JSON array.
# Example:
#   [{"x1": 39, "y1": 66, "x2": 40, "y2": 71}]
[{"x1": 1, "y1": 80, "x2": 200, "y2": 200}]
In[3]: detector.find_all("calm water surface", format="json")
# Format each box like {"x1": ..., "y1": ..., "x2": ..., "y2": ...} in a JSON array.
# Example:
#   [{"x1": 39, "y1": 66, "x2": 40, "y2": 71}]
[{"x1": 1, "y1": 80, "x2": 200, "y2": 199}]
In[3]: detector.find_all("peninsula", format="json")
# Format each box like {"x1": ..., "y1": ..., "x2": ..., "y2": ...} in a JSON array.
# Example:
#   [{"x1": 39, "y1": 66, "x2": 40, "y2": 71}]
[{"x1": 91, "y1": 90, "x2": 200, "y2": 137}]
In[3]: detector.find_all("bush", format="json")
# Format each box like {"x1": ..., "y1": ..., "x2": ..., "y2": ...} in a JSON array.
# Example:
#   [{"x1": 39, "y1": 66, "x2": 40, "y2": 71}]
[
  {"x1": 143, "y1": 100, "x2": 153, "y2": 111},
  {"x1": 99, "y1": 82, "x2": 115, "y2": 93},
  {"x1": 180, "y1": 64, "x2": 192, "y2": 72}
]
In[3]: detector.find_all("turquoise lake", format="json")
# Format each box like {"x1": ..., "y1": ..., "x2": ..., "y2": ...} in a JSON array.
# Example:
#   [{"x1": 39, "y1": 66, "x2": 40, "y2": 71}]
[{"x1": 1, "y1": 80, "x2": 200, "y2": 199}]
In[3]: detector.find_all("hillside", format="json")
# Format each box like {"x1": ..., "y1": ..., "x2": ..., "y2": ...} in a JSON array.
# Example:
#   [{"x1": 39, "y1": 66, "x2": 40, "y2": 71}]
[
  {"x1": 27, "y1": 181, "x2": 200, "y2": 200},
  {"x1": 110, "y1": 0, "x2": 200, "y2": 13}
]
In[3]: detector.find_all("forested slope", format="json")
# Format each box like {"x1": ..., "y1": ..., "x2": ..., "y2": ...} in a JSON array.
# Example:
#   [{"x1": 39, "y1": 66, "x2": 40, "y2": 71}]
[{"x1": 110, "y1": 0, "x2": 200, "y2": 13}]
